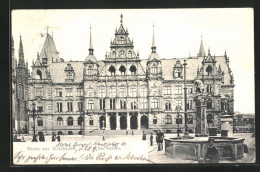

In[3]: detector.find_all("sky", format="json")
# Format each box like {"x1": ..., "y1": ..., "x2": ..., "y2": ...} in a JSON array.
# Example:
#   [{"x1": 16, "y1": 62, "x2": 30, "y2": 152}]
[{"x1": 11, "y1": 9, "x2": 254, "y2": 114}]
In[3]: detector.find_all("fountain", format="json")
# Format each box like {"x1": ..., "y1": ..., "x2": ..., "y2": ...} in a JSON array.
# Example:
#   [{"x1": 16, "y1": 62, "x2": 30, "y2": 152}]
[{"x1": 164, "y1": 80, "x2": 245, "y2": 161}]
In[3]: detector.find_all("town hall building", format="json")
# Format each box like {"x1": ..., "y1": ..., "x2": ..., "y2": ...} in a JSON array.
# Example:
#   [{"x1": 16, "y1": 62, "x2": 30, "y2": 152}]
[{"x1": 22, "y1": 15, "x2": 234, "y2": 135}]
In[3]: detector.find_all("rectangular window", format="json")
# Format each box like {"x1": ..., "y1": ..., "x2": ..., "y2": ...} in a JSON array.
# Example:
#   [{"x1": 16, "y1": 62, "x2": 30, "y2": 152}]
[
  {"x1": 67, "y1": 102, "x2": 73, "y2": 112},
  {"x1": 187, "y1": 100, "x2": 193, "y2": 110},
  {"x1": 140, "y1": 99, "x2": 147, "y2": 109},
  {"x1": 66, "y1": 88, "x2": 73, "y2": 97},
  {"x1": 100, "y1": 99, "x2": 105, "y2": 110},
  {"x1": 57, "y1": 102, "x2": 62, "y2": 112},
  {"x1": 188, "y1": 87, "x2": 193, "y2": 94},
  {"x1": 140, "y1": 88, "x2": 147, "y2": 97},
  {"x1": 99, "y1": 88, "x2": 106, "y2": 97},
  {"x1": 175, "y1": 86, "x2": 182, "y2": 94},
  {"x1": 88, "y1": 100, "x2": 94, "y2": 110},
  {"x1": 130, "y1": 88, "x2": 137, "y2": 97},
  {"x1": 109, "y1": 88, "x2": 116, "y2": 97},
  {"x1": 37, "y1": 118, "x2": 43, "y2": 126},
  {"x1": 77, "y1": 88, "x2": 83, "y2": 96},
  {"x1": 56, "y1": 88, "x2": 62, "y2": 97},
  {"x1": 164, "y1": 86, "x2": 171, "y2": 95},
  {"x1": 176, "y1": 100, "x2": 182, "y2": 108},
  {"x1": 165, "y1": 100, "x2": 172, "y2": 110},
  {"x1": 206, "y1": 85, "x2": 213, "y2": 93},
  {"x1": 110, "y1": 99, "x2": 116, "y2": 109},
  {"x1": 36, "y1": 88, "x2": 43, "y2": 97},
  {"x1": 37, "y1": 106, "x2": 43, "y2": 112},
  {"x1": 120, "y1": 88, "x2": 126, "y2": 97},
  {"x1": 176, "y1": 118, "x2": 183, "y2": 124},
  {"x1": 78, "y1": 102, "x2": 83, "y2": 112}
]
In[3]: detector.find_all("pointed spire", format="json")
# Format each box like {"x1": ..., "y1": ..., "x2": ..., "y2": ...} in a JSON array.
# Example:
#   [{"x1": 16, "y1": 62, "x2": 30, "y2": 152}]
[
  {"x1": 88, "y1": 26, "x2": 94, "y2": 55},
  {"x1": 120, "y1": 14, "x2": 123, "y2": 25},
  {"x1": 18, "y1": 34, "x2": 25, "y2": 67},
  {"x1": 224, "y1": 50, "x2": 227, "y2": 56},
  {"x1": 208, "y1": 47, "x2": 211, "y2": 55},
  {"x1": 198, "y1": 35, "x2": 205, "y2": 57},
  {"x1": 151, "y1": 23, "x2": 156, "y2": 53}
]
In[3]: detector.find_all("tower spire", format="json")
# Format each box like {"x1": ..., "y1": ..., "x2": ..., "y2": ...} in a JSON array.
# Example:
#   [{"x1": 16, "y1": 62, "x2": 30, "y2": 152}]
[
  {"x1": 88, "y1": 26, "x2": 94, "y2": 55},
  {"x1": 198, "y1": 35, "x2": 205, "y2": 57},
  {"x1": 18, "y1": 34, "x2": 25, "y2": 67},
  {"x1": 151, "y1": 23, "x2": 156, "y2": 53},
  {"x1": 120, "y1": 14, "x2": 123, "y2": 25}
]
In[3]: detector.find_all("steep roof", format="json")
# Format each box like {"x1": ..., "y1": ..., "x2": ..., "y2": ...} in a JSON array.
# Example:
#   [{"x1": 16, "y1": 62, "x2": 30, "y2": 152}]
[
  {"x1": 47, "y1": 56, "x2": 231, "y2": 85},
  {"x1": 39, "y1": 34, "x2": 59, "y2": 65}
]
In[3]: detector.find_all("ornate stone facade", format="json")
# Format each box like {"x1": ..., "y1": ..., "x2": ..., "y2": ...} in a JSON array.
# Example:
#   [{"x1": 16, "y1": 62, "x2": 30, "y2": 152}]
[{"x1": 25, "y1": 15, "x2": 234, "y2": 135}]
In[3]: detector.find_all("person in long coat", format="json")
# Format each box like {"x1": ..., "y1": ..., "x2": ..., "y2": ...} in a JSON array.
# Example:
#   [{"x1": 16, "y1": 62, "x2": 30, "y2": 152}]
[
  {"x1": 51, "y1": 134, "x2": 56, "y2": 142},
  {"x1": 150, "y1": 133, "x2": 153, "y2": 146},
  {"x1": 204, "y1": 138, "x2": 220, "y2": 163}
]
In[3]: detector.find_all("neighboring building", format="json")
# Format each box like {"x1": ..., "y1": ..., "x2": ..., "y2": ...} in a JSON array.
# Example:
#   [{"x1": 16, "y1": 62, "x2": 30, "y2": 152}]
[
  {"x1": 12, "y1": 35, "x2": 29, "y2": 133},
  {"x1": 26, "y1": 15, "x2": 234, "y2": 135},
  {"x1": 234, "y1": 114, "x2": 255, "y2": 133}
]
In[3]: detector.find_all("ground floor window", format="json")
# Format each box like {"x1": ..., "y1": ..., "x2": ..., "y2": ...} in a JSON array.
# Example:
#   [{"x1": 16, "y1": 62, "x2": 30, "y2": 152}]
[
  {"x1": 165, "y1": 115, "x2": 172, "y2": 124},
  {"x1": 89, "y1": 117, "x2": 94, "y2": 125},
  {"x1": 68, "y1": 131, "x2": 73, "y2": 135},
  {"x1": 37, "y1": 117, "x2": 43, "y2": 126},
  {"x1": 153, "y1": 117, "x2": 157, "y2": 124}
]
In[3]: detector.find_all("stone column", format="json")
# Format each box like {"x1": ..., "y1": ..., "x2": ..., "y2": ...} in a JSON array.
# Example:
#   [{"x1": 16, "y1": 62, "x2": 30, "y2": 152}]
[
  {"x1": 106, "y1": 113, "x2": 110, "y2": 130},
  {"x1": 116, "y1": 113, "x2": 120, "y2": 130},
  {"x1": 127, "y1": 113, "x2": 131, "y2": 130},
  {"x1": 137, "y1": 114, "x2": 141, "y2": 129},
  {"x1": 195, "y1": 94, "x2": 208, "y2": 137}
]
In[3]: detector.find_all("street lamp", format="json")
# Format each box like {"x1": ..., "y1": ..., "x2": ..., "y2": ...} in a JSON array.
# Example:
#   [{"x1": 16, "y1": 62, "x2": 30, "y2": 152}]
[
  {"x1": 27, "y1": 102, "x2": 41, "y2": 142},
  {"x1": 175, "y1": 105, "x2": 182, "y2": 138}
]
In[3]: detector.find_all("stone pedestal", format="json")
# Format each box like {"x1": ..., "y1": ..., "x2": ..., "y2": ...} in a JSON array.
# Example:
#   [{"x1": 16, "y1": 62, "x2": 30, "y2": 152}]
[
  {"x1": 194, "y1": 94, "x2": 208, "y2": 137},
  {"x1": 220, "y1": 115, "x2": 234, "y2": 137}
]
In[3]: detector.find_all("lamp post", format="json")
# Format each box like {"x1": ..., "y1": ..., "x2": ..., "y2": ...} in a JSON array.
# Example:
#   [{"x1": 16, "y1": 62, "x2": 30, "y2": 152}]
[
  {"x1": 175, "y1": 105, "x2": 182, "y2": 138},
  {"x1": 27, "y1": 102, "x2": 40, "y2": 142},
  {"x1": 183, "y1": 59, "x2": 190, "y2": 138}
]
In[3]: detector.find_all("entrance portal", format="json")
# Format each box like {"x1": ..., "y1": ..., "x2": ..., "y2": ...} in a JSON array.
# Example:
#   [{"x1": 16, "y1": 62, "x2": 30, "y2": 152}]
[
  {"x1": 130, "y1": 115, "x2": 137, "y2": 129},
  {"x1": 99, "y1": 116, "x2": 106, "y2": 129},
  {"x1": 141, "y1": 115, "x2": 148, "y2": 129},
  {"x1": 110, "y1": 115, "x2": 116, "y2": 130},
  {"x1": 120, "y1": 115, "x2": 127, "y2": 129}
]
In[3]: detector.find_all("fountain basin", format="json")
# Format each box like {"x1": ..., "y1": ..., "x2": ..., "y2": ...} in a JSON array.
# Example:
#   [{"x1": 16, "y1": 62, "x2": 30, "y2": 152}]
[{"x1": 164, "y1": 136, "x2": 245, "y2": 161}]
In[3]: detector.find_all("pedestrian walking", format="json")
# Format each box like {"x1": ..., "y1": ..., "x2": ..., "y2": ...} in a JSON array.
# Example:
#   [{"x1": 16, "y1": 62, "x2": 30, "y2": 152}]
[
  {"x1": 150, "y1": 133, "x2": 153, "y2": 146},
  {"x1": 157, "y1": 130, "x2": 164, "y2": 151},
  {"x1": 204, "y1": 138, "x2": 220, "y2": 163},
  {"x1": 39, "y1": 132, "x2": 45, "y2": 142},
  {"x1": 51, "y1": 133, "x2": 56, "y2": 142},
  {"x1": 102, "y1": 136, "x2": 105, "y2": 141},
  {"x1": 56, "y1": 134, "x2": 61, "y2": 142},
  {"x1": 142, "y1": 131, "x2": 146, "y2": 140},
  {"x1": 126, "y1": 130, "x2": 128, "y2": 135},
  {"x1": 132, "y1": 130, "x2": 134, "y2": 135}
]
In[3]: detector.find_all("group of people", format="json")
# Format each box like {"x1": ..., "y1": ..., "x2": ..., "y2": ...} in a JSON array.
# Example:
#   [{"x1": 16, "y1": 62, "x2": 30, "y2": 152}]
[
  {"x1": 142, "y1": 130, "x2": 165, "y2": 151},
  {"x1": 51, "y1": 133, "x2": 61, "y2": 142}
]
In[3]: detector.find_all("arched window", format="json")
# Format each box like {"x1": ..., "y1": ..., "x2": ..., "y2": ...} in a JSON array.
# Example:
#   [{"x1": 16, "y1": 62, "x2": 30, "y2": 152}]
[
  {"x1": 130, "y1": 65, "x2": 136, "y2": 75},
  {"x1": 207, "y1": 98, "x2": 213, "y2": 109},
  {"x1": 112, "y1": 51, "x2": 116, "y2": 58},
  {"x1": 152, "y1": 99, "x2": 158, "y2": 109},
  {"x1": 68, "y1": 131, "x2": 73, "y2": 135},
  {"x1": 109, "y1": 66, "x2": 116, "y2": 76},
  {"x1": 206, "y1": 65, "x2": 213, "y2": 75},
  {"x1": 151, "y1": 64, "x2": 157, "y2": 74},
  {"x1": 119, "y1": 66, "x2": 126, "y2": 75},
  {"x1": 78, "y1": 116, "x2": 84, "y2": 126},
  {"x1": 165, "y1": 115, "x2": 172, "y2": 124},
  {"x1": 57, "y1": 117, "x2": 63, "y2": 126},
  {"x1": 128, "y1": 51, "x2": 132, "y2": 58},
  {"x1": 88, "y1": 99, "x2": 94, "y2": 110},
  {"x1": 37, "y1": 117, "x2": 43, "y2": 126},
  {"x1": 36, "y1": 70, "x2": 42, "y2": 80},
  {"x1": 89, "y1": 117, "x2": 94, "y2": 126},
  {"x1": 87, "y1": 66, "x2": 93, "y2": 75},
  {"x1": 175, "y1": 69, "x2": 181, "y2": 78},
  {"x1": 67, "y1": 116, "x2": 73, "y2": 126}
]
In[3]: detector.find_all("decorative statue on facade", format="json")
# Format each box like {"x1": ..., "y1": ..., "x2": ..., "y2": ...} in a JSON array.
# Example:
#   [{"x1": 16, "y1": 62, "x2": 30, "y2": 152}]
[{"x1": 194, "y1": 79, "x2": 205, "y2": 94}]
